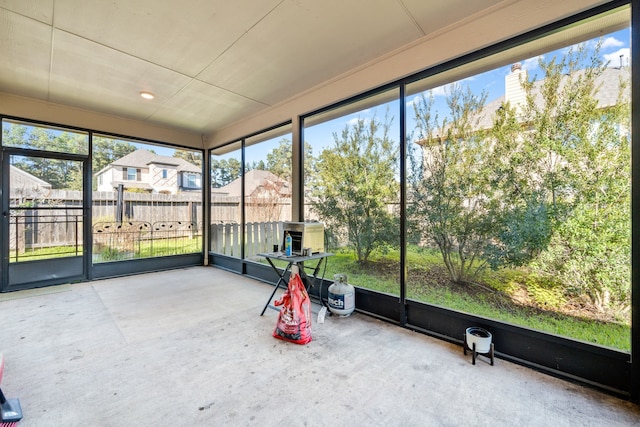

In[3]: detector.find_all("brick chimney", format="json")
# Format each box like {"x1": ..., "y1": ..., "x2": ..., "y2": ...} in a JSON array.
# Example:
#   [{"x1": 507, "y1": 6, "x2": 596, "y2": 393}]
[{"x1": 505, "y1": 63, "x2": 526, "y2": 115}]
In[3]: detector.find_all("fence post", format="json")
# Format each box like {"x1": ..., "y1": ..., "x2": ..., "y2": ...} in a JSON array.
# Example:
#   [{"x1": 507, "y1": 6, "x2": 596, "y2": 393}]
[
  {"x1": 215, "y1": 223, "x2": 223, "y2": 253},
  {"x1": 246, "y1": 223, "x2": 253, "y2": 258},
  {"x1": 251, "y1": 222, "x2": 260, "y2": 256},
  {"x1": 224, "y1": 223, "x2": 232, "y2": 256},
  {"x1": 258, "y1": 222, "x2": 266, "y2": 254},
  {"x1": 232, "y1": 223, "x2": 239, "y2": 257}
]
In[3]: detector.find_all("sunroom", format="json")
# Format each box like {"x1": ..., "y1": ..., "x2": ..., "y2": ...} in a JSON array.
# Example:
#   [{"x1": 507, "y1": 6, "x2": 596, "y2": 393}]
[{"x1": 0, "y1": 0, "x2": 638, "y2": 412}]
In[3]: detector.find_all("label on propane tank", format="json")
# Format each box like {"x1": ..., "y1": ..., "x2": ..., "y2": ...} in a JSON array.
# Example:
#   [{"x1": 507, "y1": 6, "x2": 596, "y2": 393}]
[{"x1": 328, "y1": 292, "x2": 354, "y2": 310}]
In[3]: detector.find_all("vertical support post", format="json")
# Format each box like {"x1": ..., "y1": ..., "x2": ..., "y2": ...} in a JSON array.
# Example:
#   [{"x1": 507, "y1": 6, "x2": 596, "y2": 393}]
[
  {"x1": 292, "y1": 116, "x2": 302, "y2": 222},
  {"x1": 202, "y1": 145, "x2": 210, "y2": 265},
  {"x1": 115, "y1": 184, "x2": 124, "y2": 225},
  {"x1": 631, "y1": 0, "x2": 640, "y2": 403},
  {"x1": 399, "y1": 84, "x2": 408, "y2": 326}
]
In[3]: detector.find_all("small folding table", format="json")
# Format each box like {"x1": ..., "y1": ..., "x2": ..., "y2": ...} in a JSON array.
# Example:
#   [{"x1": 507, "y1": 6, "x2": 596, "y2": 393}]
[{"x1": 257, "y1": 252, "x2": 333, "y2": 315}]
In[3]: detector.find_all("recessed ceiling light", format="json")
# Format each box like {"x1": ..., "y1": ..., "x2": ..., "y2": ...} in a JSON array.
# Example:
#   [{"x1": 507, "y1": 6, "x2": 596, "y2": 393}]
[{"x1": 140, "y1": 91, "x2": 155, "y2": 100}]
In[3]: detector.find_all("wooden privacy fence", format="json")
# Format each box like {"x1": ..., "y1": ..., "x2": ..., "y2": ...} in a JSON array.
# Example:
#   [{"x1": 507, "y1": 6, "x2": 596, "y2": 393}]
[
  {"x1": 10, "y1": 189, "x2": 206, "y2": 224},
  {"x1": 210, "y1": 221, "x2": 284, "y2": 259},
  {"x1": 92, "y1": 190, "x2": 204, "y2": 224}
]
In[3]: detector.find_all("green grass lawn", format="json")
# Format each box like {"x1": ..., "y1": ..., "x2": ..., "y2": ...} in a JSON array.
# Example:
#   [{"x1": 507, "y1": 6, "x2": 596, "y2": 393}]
[
  {"x1": 13, "y1": 238, "x2": 202, "y2": 263},
  {"x1": 312, "y1": 248, "x2": 630, "y2": 351},
  {"x1": 9, "y1": 245, "x2": 83, "y2": 261},
  {"x1": 95, "y1": 238, "x2": 202, "y2": 261},
  {"x1": 137, "y1": 238, "x2": 202, "y2": 258}
]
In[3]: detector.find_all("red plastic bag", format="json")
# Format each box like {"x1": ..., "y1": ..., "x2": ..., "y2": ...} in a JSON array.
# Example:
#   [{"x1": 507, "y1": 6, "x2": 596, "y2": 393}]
[{"x1": 272, "y1": 272, "x2": 312, "y2": 344}]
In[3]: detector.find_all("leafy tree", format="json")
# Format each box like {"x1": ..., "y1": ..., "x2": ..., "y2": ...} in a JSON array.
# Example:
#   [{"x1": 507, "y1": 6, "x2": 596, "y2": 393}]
[
  {"x1": 409, "y1": 40, "x2": 631, "y2": 314},
  {"x1": 310, "y1": 112, "x2": 399, "y2": 263},
  {"x1": 265, "y1": 138, "x2": 315, "y2": 184},
  {"x1": 3, "y1": 124, "x2": 88, "y2": 190},
  {"x1": 173, "y1": 150, "x2": 202, "y2": 167},
  {"x1": 409, "y1": 85, "x2": 493, "y2": 283},
  {"x1": 520, "y1": 43, "x2": 631, "y2": 312},
  {"x1": 92, "y1": 136, "x2": 138, "y2": 190},
  {"x1": 1, "y1": 121, "x2": 28, "y2": 147},
  {"x1": 244, "y1": 160, "x2": 267, "y2": 172},
  {"x1": 92, "y1": 136, "x2": 138, "y2": 173},
  {"x1": 211, "y1": 158, "x2": 241, "y2": 187},
  {"x1": 482, "y1": 101, "x2": 553, "y2": 269},
  {"x1": 266, "y1": 138, "x2": 292, "y2": 181}
]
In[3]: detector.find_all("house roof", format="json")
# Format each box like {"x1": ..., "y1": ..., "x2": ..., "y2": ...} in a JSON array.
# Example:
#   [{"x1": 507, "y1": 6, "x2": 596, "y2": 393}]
[
  {"x1": 421, "y1": 66, "x2": 629, "y2": 143},
  {"x1": 10, "y1": 165, "x2": 52, "y2": 189},
  {"x1": 110, "y1": 149, "x2": 201, "y2": 173},
  {"x1": 217, "y1": 169, "x2": 290, "y2": 198}
]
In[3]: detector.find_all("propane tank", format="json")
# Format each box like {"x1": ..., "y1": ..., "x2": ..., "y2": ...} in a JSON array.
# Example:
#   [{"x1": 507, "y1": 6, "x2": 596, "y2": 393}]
[{"x1": 327, "y1": 273, "x2": 355, "y2": 316}]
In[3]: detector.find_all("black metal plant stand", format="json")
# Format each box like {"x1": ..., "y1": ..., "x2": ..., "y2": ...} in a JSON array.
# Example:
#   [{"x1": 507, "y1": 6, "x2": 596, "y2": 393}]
[
  {"x1": 463, "y1": 333, "x2": 495, "y2": 366},
  {"x1": 258, "y1": 252, "x2": 333, "y2": 316}
]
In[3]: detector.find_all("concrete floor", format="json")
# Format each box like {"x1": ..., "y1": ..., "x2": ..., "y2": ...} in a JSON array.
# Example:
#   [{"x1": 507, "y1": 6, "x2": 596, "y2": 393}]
[{"x1": 1, "y1": 266, "x2": 639, "y2": 427}]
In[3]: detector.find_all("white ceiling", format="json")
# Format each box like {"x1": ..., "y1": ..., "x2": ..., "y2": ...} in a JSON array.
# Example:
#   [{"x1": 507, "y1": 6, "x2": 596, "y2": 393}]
[{"x1": 0, "y1": 0, "x2": 503, "y2": 136}]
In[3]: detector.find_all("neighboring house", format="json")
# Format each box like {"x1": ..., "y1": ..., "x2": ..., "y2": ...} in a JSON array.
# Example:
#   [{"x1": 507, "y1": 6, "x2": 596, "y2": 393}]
[
  {"x1": 481, "y1": 62, "x2": 627, "y2": 130},
  {"x1": 215, "y1": 170, "x2": 291, "y2": 223},
  {"x1": 216, "y1": 169, "x2": 291, "y2": 199},
  {"x1": 96, "y1": 149, "x2": 202, "y2": 194},
  {"x1": 10, "y1": 165, "x2": 52, "y2": 200}
]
